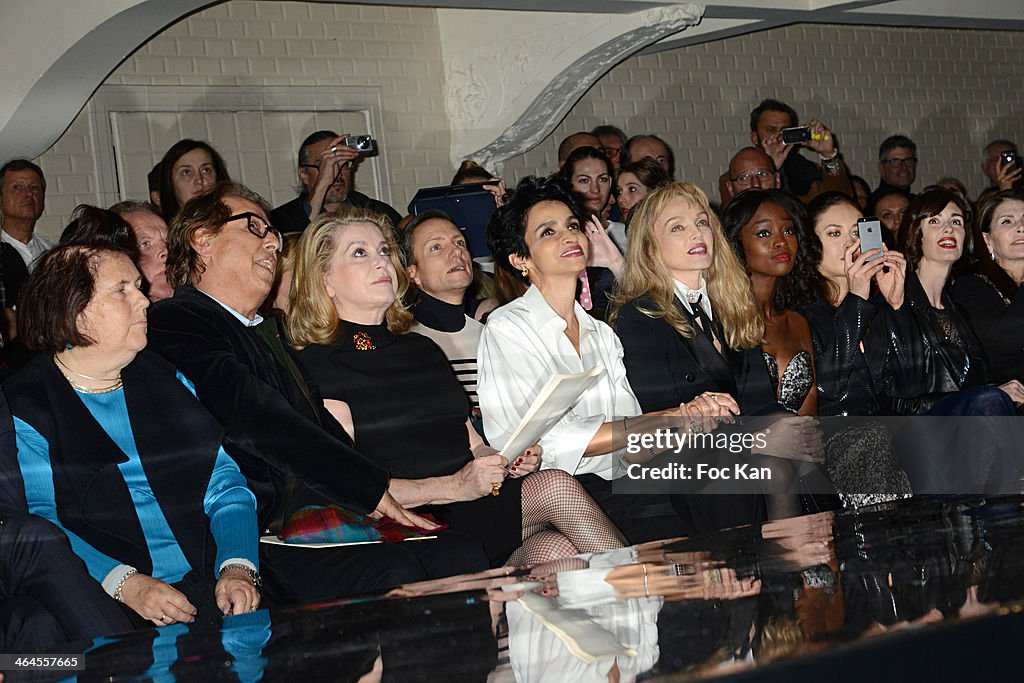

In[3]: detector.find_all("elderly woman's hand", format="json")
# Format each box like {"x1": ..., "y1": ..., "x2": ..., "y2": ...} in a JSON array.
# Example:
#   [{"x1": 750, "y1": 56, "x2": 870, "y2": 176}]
[
  {"x1": 120, "y1": 573, "x2": 196, "y2": 626},
  {"x1": 455, "y1": 453, "x2": 509, "y2": 500},
  {"x1": 216, "y1": 567, "x2": 261, "y2": 616},
  {"x1": 508, "y1": 444, "x2": 542, "y2": 477}
]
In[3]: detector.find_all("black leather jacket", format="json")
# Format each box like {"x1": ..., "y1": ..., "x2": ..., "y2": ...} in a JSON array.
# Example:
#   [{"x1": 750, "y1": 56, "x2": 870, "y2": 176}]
[
  {"x1": 800, "y1": 288, "x2": 921, "y2": 416},
  {"x1": 882, "y1": 271, "x2": 989, "y2": 415}
]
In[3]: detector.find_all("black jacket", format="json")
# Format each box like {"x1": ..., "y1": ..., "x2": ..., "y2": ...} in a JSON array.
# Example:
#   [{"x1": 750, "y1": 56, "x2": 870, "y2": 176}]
[
  {"x1": 3, "y1": 351, "x2": 223, "y2": 576},
  {"x1": 147, "y1": 287, "x2": 390, "y2": 531},
  {"x1": 951, "y1": 264, "x2": 1024, "y2": 385},
  {"x1": 883, "y1": 271, "x2": 989, "y2": 415},
  {"x1": 270, "y1": 192, "x2": 403, "y2": 234},
  {"x1": 799, "y1": 289, "x2": 923, "y2": 416},
  {"x1": 613, "y1": 295, "x2": 778, "y2": 415}
]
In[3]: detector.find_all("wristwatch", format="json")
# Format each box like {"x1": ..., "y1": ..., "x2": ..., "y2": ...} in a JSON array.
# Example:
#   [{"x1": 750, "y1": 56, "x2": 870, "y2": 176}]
[{"x1": 220, "y1": 563, "x2": 263, "y2": 590}]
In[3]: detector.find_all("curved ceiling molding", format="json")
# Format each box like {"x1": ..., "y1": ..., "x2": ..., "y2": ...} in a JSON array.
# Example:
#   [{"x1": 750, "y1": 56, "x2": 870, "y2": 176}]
[
  {"x1": 0, "y1": 0, "x2": 212, "y2": 162},
  {"x1": 439, "y1": 3, "x2": 704, "y2": 168}
]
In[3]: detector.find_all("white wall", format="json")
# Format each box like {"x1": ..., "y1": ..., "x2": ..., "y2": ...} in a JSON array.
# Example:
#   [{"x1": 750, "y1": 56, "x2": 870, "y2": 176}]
[
  {"x1": 31, "y1": 7, "x2": 1024, "y2": 239},
  {"x1": 502, "y1": 23, "x2": 1024, "y2": 204},
  {"x1": 34, "y1": 1, "x2": 451, "y2": 238}
]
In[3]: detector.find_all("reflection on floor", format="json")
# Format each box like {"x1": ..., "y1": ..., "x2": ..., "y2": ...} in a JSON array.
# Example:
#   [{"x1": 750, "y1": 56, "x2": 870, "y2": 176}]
[{"x1": 37, "y1": 496, "x2": 1024, "y2": 681}]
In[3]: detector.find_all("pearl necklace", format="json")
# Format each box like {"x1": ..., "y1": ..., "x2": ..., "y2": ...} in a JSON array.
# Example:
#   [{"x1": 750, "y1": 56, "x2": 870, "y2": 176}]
[{"x1": 54, "y1": 355, "x2": 123, "y2": 394}]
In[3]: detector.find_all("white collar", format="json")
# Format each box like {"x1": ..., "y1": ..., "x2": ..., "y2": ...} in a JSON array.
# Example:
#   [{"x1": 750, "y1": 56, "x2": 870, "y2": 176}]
[
  {"x1": 197, "y1": 289, "x2": 264, "y2": 327},
  {"x1": 523, "y1": 284, "x2": 595, "y2": 342},
  {"x1": 672, "y1": 278, "x2": 712, "y2": 319}
]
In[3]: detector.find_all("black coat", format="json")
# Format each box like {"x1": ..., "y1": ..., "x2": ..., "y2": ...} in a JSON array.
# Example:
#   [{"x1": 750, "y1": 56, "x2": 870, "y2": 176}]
[
  {"x1": 3, "y1": 351, "x2": 223, "y2": 577},
  {"x1": 147, "y1": 287, "x2": 390, "y2": 531},
  {"x1": 613, "y1": 294, "x2": 776, "y2": 532},
  {"x1": 951, "y1": 265, "x2": 1024, "y2": 385},
  {"x1": 614, "y1": 294, "x2": 778, "y2": 415}
]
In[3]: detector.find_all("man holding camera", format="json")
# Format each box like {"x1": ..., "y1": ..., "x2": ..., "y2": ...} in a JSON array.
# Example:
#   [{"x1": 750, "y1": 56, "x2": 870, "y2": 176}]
[
  {"x1": 270, "y1": 130, "x2": 402, "y2": 233},
  {"x1": 719, "y1": 103, "x2": 849, "y2": 205}
]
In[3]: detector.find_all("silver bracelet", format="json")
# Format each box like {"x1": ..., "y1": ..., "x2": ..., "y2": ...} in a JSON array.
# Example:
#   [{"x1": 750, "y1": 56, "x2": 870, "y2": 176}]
[
  {"x1": 113, "y1": 568, "x2": 138, "y2": 602},
  {"x1": 220, "y1": 563, "x2": 263, "y2": 589}
]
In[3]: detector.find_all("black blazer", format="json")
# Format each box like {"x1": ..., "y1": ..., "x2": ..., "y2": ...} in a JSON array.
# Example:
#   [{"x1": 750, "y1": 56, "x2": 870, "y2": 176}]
[
  {"x1": 3, "y1": 351, "x2": 223, "y2": 576},
  {"x1": 614, "y1": 295, "x2": 778, "y2": 415},
  {"x1": 951, "y1": 266, "x2": 1024, "y2": 384},
  {"x1": 147, "y1": 287, "x2": 390, "y2": 530}
]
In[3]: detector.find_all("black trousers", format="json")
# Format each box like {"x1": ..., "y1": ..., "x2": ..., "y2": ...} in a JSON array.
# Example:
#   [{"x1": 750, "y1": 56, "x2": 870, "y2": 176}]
[
  {"x1": 0, "y1": 515, "x2": 134, "y2": 652},
  {"x1": 259, "y1": 529, "x2": 489, "y2": 605}
]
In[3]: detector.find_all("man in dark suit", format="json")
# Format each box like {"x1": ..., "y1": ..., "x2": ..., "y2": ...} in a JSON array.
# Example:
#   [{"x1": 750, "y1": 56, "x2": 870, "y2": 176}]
[
  {"x1": 148, "y1": 181, "x2": 487, "y2": 604},
  {"x1": 269, "y1": 130, "x2": 402, "y2": 233}
]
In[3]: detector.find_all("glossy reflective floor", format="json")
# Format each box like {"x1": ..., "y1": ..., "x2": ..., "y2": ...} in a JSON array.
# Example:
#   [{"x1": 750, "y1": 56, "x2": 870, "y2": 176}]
[{"x1": 23, "y1": 495, "x2": 1024, "y2": 682}]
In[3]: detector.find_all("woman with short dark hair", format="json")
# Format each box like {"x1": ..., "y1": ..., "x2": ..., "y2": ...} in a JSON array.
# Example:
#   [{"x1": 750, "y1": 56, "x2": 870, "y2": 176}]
[
  {"x1": 9, "y1": 242, "x2": 260, "y2": 627},
  {"x1": 479, "y1": 176, "x2": 736, "y2": 541}
]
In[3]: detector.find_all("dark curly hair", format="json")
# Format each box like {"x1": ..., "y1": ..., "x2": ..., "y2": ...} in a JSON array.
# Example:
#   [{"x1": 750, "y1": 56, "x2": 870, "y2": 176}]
[
  {"x1": 721, "y1": 189, "x2": 817, "y2": 310},
  {"x1": 486, "y1": 175, "x2": 584, "y2": 284},
  {"x1": 805, "y1": 191, "x2": 863, "y2": 303}
]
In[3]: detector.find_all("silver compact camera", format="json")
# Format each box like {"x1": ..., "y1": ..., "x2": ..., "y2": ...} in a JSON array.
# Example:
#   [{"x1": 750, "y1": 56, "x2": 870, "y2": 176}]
[{"x1": 338, "y1": 135, "x2": 376, "y2": 155}]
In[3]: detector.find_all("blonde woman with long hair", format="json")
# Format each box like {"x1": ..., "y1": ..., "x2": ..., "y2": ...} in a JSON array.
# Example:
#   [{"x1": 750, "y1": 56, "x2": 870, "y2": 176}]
[
  {"x1": 610, "y1": 183, "x2": 821, "y2": 526},
  {"x1": 609, "y1": 182, "x2": 771, "y2": 415},
  {"x1": 286, "y1": 207, "x2": 626, "y2": 567}
]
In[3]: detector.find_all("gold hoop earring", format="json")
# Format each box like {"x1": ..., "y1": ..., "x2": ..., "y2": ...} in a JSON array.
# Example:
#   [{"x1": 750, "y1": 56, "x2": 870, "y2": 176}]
[{"x1": 520, "y1": 265, "x2": 529, "y2": 277}]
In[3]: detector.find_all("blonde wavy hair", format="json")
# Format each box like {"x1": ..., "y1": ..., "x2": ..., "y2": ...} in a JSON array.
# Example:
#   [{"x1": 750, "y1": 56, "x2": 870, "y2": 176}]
[
  {"x1": 287, "y1": 207, "x2": 413, "y2": 349},
  {"x1": 608, "y1": 182, "x2": 764, "y2": 350}
]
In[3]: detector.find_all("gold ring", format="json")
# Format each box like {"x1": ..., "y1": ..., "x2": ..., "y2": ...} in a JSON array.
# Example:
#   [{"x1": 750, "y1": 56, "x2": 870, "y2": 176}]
[
  {"x1": 708, "y1": 568, "x2": 722, "y2": 584},
  {"x1": 491, "y1": 482, "x2": 502, "y2": 496}
]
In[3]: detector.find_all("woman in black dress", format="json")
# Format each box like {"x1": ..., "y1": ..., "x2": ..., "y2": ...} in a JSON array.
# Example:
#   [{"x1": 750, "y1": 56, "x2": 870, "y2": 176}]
[
  {"x1": 952, "y1": 188, "x2": 1024, "y2": 385},
  {"x1": 286, "y1": 207, "x2": 625, "y2": 566}
]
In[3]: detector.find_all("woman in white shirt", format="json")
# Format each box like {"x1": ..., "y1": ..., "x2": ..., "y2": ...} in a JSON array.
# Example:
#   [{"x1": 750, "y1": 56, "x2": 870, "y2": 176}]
[{"x1": 478, "y1": 176, "x2": 738, "y2": 542}]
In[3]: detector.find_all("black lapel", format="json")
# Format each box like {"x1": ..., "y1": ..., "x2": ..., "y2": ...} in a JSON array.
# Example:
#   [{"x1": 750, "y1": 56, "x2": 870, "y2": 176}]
[{"x1": 674, "y1": 298, "x2": 738, "y2": 395}]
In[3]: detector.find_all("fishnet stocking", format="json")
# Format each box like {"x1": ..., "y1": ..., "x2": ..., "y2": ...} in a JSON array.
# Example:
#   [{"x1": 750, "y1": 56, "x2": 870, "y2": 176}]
[{"x1": 506, "y1": 469, "x2": 626, "y2": 565}]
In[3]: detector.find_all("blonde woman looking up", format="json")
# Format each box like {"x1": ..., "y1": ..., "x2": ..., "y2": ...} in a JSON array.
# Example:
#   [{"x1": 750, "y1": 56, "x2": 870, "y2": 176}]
[{"x1": 286, "y1": 207, "x2": 625, "y2": 566}]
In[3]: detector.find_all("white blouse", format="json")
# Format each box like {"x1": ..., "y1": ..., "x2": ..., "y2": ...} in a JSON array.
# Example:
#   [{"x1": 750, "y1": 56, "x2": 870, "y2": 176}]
[{"x1": 477, "y1": 285, "x2": 641, "y2": 480}]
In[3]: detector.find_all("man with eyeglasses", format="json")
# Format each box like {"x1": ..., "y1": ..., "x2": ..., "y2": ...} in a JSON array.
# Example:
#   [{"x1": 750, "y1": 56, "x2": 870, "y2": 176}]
[
  {"x1": 872, "y1": 135, "x2": 918, "y2": 204},
  {"x1": 269, "y1": 130, "x2": 401, "y2": 234},
  {"x1": 720, "y1": 145, "x2": 850, "y2": 207},
  {"x1": 149, "y1": 181, "x2": 488, "y2": 605}
]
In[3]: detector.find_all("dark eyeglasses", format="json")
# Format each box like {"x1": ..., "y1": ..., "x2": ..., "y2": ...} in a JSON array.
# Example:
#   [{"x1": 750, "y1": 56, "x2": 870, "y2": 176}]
[
  {"x1": 225, "y1": 212, "x2": 282, "y2": 252},
  {"x1": 880, "y1": 157, "x2": 918, "y2": 167}
]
